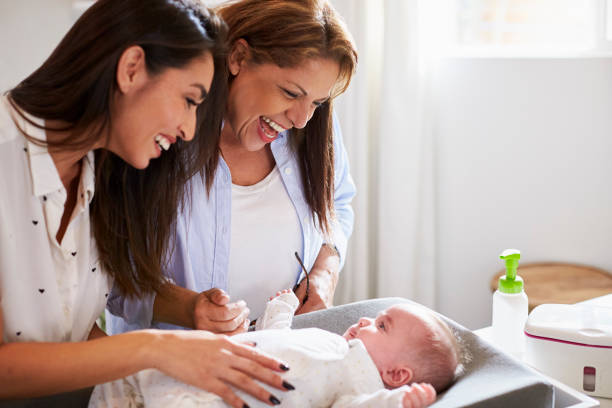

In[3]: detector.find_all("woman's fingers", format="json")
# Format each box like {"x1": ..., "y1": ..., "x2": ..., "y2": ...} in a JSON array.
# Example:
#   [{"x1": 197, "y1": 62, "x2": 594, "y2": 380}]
[
  {"x1": 204, "y1": 379, "x2": 246, "y2": 408},
  {"x1": 224, "y1": 319, "x2": 250, "y2": 336},
  {"x1": 195, "y1": 300, "x2": 250, "y2": 333},
  {"x1": 229, "y1": 340, "x2": 289, "y2": 374},
  {"x1": 213, "y1": 339, "x2": 292, "y2": 406},
  {"x1": 230, "y1": 353, "x2": 293, "y2": 392},
  {"x1": 218, "y1": 366, "x2": 283, "y2": 406},
  {"x1": 157, "y1": 331, "x2": 292, "y2": 408},
  {"x1": 206, "y1": 300, "x2": 248, "y2": 322},
  {"x1": 211, "y1": 307, "x2": 250, "y2": 333},
  {"x1": 206, "y1": 288, "x2": 231, "y2": 306}
]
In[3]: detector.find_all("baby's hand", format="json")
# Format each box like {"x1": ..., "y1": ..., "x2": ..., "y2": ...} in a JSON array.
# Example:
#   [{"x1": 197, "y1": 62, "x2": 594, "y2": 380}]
[
  {"x1": 402, "y1": 383, "x2": 436, "y2": 408},
  {"x1": 256, "y1": 290, "x2": 299, "y2": 331},
  {"x1": 269, "y1": 288, "x2": 293, "y2": 301}
]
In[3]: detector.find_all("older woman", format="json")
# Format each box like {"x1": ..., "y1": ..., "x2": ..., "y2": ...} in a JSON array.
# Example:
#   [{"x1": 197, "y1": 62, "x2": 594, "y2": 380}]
[
  {"x1": 108, "y1": 0, "x2": 357, "y2": 334},
  {"x1": 0, "y1": 1, "x2": 291, "y2": 407}
]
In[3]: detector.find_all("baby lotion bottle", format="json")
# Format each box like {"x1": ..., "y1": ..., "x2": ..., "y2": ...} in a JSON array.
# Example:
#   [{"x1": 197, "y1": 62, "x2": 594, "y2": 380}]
[{"x1": 491, "y1": 249, "x2": 528, "y2": 359}]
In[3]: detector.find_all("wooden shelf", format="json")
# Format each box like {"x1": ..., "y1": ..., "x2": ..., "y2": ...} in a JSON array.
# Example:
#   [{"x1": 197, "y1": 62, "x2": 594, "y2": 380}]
[{"x1": 490, "y1": 263, "x2": 612, "y2": 311}]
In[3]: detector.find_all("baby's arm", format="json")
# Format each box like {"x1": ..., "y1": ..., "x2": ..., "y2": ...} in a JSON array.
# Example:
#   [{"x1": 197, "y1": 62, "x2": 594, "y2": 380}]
[
  {"x1": 255, "y1": 290, "x2": 299, "y2": 331},
  {"x1": 331, "y1": 383, "x2": 436, "y2": 408}
]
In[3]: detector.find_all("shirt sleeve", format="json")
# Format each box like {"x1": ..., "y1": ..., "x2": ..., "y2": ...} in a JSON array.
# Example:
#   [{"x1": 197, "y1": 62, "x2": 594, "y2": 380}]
[
  {"x1": 105, "y1": 200, "x2": 191, "y2": 332},
  {"x1": 330, "y1": 113, "x2": 356, "y2": 270},
  {"x1": 331, "y1": 386, "x2": 408, "y2": 408},
  {"x1": 105, "y1": 284, "x2": 155, "y2": 330}
]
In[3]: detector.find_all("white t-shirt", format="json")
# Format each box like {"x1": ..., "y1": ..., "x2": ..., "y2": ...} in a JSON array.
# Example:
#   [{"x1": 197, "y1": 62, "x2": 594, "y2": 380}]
[
  {"x1": 227, "y1": 166, "x2": 303, "y2": 319},
  {"x1": 0, "y1": 96, "x2": 112, "y2": 343}
]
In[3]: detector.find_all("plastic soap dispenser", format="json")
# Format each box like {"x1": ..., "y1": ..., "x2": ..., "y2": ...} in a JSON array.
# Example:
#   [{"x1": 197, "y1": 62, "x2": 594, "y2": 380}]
[{"x1": 491, "y1": 249, "x2": 528, "y2": 358}]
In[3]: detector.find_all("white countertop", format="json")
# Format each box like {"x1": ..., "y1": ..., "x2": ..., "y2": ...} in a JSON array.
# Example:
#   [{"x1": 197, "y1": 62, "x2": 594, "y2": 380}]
[{"x1": 474, "y1": 294, "x2": 612, "y2": 408}]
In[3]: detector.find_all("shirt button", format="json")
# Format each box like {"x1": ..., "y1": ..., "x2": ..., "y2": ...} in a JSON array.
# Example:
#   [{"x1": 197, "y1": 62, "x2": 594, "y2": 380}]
[
  {"x1": 284, "y1": 167, "x2": 293, "y2": 175},
  {"x1": 303, "y1": 216, "x2": 308, "y2": 224}
]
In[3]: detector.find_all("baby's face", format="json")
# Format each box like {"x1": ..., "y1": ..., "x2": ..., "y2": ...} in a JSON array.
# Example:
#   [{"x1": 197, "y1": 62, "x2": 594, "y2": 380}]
[{"x1": 342, "y1": 304, "x2": 430, "y2": 373}]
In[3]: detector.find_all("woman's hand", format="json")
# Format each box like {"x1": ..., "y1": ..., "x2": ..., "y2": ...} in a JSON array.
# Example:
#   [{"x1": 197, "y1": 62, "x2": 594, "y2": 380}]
[
  {"x1": 193, "y1": 288, "x2": 250, "y2": 335},
  {"x1": 152, "y1": 330, "x2": 292, "y2": 408},
  {"x1": 294, "y1": 267, "x2": 336, "y2": 314},
  {"x1": 154, "y1": 285, "x2": 249, "y2": 335},
  {"x1": 295, "y1": 244, "x2": 340, "y2": 315},
  {"x1": 402, "y1": 383, "x2": 436, "y2": 408}
]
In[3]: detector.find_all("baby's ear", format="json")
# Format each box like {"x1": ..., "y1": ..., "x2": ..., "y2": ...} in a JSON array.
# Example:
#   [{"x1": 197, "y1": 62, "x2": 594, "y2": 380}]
[{"x1": 382, "y1": 366, "x2": 413, "y2": 388}]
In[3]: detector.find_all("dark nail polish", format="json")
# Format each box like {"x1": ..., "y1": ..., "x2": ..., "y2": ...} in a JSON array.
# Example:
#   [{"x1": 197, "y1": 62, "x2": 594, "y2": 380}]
[
  {"x1": 280, "y1": 363, "x2": 290, "y2": 371},
  {"x1": 243, "y1": 404, "x2": 250, "y2": 408},
  {"x1": 269, "y1": 395, "x2": 281, "y2": 405},
  {"x1": 282, "y1": 381, "x2": 295, "y2": 390}
]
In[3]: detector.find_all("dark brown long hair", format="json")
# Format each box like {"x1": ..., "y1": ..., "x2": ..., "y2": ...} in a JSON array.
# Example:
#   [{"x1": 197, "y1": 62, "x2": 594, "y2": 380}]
[
  {"x1": 8, "y1": 0, "x2": 228, "y2": 297},
  {"x1": 217, "y1": 0, "x2": 357, "y2": 234}
]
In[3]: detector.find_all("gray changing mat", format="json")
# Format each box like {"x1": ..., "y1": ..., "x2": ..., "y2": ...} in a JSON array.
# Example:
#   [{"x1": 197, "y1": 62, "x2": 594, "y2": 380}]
[{"x1": 292, "y1": 297, "x2": 554, "y2": 408}]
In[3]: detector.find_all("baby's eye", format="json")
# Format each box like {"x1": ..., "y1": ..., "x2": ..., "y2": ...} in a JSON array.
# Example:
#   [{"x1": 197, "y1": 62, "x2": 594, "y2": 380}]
[{"x1": 378, "y1": 321, "x2": 385, "y2": 331}]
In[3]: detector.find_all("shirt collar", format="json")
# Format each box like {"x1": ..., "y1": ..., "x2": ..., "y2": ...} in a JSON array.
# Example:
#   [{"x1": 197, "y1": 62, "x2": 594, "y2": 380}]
[
  {"x1": 13, "y1": 109, "x2": 63, "y2": 198},
  {"x1": 80, "y1": 151, "x2": 95, "y2": 205},
  {"x1": 11, "y1": 103, "x2": 95, "y2": 199}
]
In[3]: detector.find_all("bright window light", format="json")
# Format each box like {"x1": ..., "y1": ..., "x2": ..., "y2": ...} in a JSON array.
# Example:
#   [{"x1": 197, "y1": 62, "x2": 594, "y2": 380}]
[{"x1": 447, "y1": 0, "x2": 604, "y2": 54}]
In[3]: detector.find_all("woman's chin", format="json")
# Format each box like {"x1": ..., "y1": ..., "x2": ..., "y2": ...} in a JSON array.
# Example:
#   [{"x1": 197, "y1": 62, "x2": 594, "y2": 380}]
[
  {"x1": 125, "y1": 155, "x2": 151, "y2": 170},
  {"x1": 242, "y1": 138, "x2": 268, "y2": 152}
]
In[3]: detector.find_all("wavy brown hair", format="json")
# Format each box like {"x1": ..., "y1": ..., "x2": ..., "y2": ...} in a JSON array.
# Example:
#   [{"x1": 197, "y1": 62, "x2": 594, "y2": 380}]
[
  {"x1": 8, "y1": 0, "x2": 228, "y2": 297},
  {"x1": 217, "y1": 0, "x2": 357, "y2": 234}
]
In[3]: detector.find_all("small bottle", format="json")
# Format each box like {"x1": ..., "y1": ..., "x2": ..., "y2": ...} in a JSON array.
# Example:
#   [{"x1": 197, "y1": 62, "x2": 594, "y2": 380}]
[{"x1": 491, "y1": 249, "x2": 528, "y2": 358}]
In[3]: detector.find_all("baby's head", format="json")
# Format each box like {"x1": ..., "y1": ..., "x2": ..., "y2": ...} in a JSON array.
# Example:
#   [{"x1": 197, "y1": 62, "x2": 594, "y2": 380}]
[{"x1": 342, "y1": 303, "x2": 460, "y2": 392}]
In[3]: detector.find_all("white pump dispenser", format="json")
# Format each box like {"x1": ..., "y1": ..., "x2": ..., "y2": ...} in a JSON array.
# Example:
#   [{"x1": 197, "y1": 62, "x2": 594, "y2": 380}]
[{"x1": 491, "y1": 249, "x2": 528, "y2": 358}]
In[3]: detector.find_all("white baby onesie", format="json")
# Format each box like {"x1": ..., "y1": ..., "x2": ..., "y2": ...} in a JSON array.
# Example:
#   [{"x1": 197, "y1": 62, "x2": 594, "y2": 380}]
[{"x1": 89, "y1": 293, "x2": 410, "y2": 407}]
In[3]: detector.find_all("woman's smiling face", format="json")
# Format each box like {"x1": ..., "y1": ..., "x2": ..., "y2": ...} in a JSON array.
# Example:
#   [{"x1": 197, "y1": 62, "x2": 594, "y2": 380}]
[
  {"x1": 110, "y1": 47, "x2": 215, "y2": 169},
  {"x1": 224, "y1": 40, "x2": 340, "y2": 151}
]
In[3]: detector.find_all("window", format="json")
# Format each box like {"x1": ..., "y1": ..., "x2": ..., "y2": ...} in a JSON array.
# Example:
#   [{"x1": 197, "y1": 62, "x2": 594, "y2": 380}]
[{"x1": 424, "y1": 0, "x2": 612, "y2": 55}]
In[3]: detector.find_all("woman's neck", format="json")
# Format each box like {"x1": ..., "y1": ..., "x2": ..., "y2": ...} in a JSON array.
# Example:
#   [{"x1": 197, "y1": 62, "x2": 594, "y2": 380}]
[
  {"x1": 45, "y1": 122, "x2": 91, "y2": 191},
  {"x1": 219, "y1": 123, "x2": 276, "y2": 186}
]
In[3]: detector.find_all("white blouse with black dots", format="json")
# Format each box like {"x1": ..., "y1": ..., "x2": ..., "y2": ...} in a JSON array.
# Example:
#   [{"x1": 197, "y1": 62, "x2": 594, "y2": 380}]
[{"x1": 0, "y1": 96, "x2": 112, "y2": 344}]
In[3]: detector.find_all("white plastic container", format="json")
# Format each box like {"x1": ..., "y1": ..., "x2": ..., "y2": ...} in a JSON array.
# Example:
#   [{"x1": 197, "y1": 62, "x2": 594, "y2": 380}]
[
  {"x1": 525, "y1": 303, "x2": 612, "y2": 399},
  {"x1": 491, "y1": 249, "x2": 529, "y2": 358},
  {"x1": 492, "y1": 289, "x2": 528, "y2": 357}
]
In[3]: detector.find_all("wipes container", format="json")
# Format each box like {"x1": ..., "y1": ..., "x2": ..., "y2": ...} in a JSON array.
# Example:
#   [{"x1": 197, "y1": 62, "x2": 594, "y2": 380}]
[{"x1": 525, "y1": 303, "x2": 612, "y2": 398}]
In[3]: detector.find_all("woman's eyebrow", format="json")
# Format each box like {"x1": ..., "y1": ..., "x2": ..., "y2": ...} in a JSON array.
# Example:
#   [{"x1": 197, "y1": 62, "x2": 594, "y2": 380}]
[
  {"x1": 190, "y1": 83, "x2": 208, "y2": 100},
  {"x1": 288, "y1": 81, "x2": 307, "y2": 96},
  {"x1": 287, "y1": 81, "x2": 331, "y2": 103}
]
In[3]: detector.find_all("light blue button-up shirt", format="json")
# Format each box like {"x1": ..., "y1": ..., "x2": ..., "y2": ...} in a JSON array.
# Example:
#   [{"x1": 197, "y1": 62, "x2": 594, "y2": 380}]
[{"x1": 106, "y1": 118, "x2": 355, "y2": 333}]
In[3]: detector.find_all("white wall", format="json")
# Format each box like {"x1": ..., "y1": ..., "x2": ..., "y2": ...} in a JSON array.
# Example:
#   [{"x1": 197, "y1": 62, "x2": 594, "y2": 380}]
[
  {"x1": 434, "y1": 57, "x2": 612, "y2": 328},
  {"x1": 0, "y1": 0, "x2": 75, "y2": 92}
]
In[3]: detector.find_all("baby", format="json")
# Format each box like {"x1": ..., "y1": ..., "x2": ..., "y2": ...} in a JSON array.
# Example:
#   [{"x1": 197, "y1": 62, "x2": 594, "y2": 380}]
[{"x1": 90, "y1": 292, "x2": 460, "y2": 408}]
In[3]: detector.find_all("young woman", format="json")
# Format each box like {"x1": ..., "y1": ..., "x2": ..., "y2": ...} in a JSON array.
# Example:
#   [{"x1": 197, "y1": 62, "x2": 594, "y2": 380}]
[
  {"x1": 0, "y1": 1, "x2": 291, "y2": 407},
  {"x1": 108, "y1": 0, "x2": 358, "y2": 334}
]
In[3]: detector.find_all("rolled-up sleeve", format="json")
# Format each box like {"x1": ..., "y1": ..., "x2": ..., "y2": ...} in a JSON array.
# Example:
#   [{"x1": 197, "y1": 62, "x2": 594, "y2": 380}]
[
  {"x1": 106, "y1": 285, "x2": 155, "y2": 331},
  {"x1": 330, "y1": 116, "x2": 356, "y2": 270}
]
